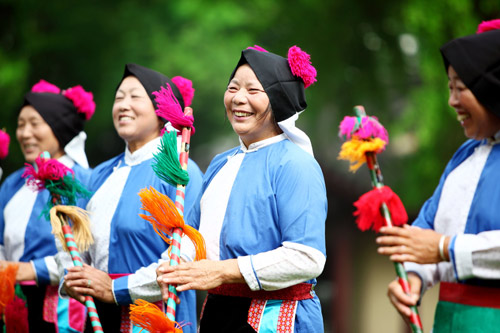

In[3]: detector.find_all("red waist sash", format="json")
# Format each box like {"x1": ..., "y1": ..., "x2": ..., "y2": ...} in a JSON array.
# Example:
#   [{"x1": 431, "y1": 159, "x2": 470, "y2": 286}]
[
  {"x1": 439, "y1": 282, "x2": 500, "y2": 309},
  {"x1": 208, "y1": 283, "x2": 314, "y2": 301}
]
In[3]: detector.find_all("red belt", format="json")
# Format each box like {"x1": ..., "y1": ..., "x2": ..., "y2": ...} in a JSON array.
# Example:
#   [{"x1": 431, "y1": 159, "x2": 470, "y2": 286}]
[
  {"x1": 439, "y1": 282, "x2": 500, "y2": 309},
  {"x1": 208, "y1": 283, "x2": 314, "y2": 301}
]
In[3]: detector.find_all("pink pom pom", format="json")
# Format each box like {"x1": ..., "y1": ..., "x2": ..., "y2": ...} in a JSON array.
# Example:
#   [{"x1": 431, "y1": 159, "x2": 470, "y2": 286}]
[
  {"x1": 477, "y1": 19, "x2": 500, "y2": 33},
  {"x1": 63, "y1": 86, "x2": 95, "y2": 120},
  {"x1": 0, "y1": 129, "x2": 10, "y2": 160},
  {"x1": 153, "y1": 84, "x2": 195, "y2": 134},
  {"x1": 22, "y1": 155, "x2": 74, "y2": 190},
  {"x1": 287, "y1": 46, "x2": 317, "y2": 88},
  {"x1": 339, "y1": 115, "x2": 389, "y2": 144},
  {"x1": 172, "y1": 76, "x2": 195, "y2": 107},
  {"x1": 247, "y1": 45, "x2": 268, "y2": 52},
  {"x1": 31, "y1": 80, "x2": 61, "y2": 94}
]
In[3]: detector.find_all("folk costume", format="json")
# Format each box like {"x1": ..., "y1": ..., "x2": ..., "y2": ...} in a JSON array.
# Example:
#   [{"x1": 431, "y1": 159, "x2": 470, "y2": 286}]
[
  {"x1": 184, "y1": 46, "x2": 327, "y2": 332},
  {"x1": 405, "y1": 25, "x2": 500, "y2": 332},
  {"x1": 0, "y1": 80, "x2": 94, "y2": 333},
  {"x1": 75, "y1": 64, "x2": 203, "y2": 333}
]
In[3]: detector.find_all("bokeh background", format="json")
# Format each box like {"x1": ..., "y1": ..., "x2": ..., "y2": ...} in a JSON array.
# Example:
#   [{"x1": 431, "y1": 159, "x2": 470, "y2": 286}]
[{"x1": 1, "y1": 1, "x2": 500, "y2": 332}]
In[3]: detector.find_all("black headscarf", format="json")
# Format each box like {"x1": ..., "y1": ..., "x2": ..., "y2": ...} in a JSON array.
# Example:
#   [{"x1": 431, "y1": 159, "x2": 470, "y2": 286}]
[
  {"x1": 23, "y1": 92, "x2": 84, "y2": 148},
  {"x1": 119, "y1": 63, "x2": 185, "y2": 111},
  {"x1": 440, "y1": 29, "x2": 500, "y2": 117},
  {"x1": 228, "y1": 49, "x2": 307, "y2": 123}
]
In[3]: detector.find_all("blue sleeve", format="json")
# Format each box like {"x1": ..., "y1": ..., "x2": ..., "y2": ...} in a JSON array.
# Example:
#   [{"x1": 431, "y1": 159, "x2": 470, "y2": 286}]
[{"x1": 275, "y1": 154, "x2": 327, "y2": 255}]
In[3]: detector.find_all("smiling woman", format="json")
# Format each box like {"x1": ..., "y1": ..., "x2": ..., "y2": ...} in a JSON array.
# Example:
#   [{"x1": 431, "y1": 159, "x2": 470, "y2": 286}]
[
  {"x1": 60, "y1": 63, "x2": 203, "y2": 333},
  {"x1": 0, "y1": 79, "x2": 94, "y2": 333}
]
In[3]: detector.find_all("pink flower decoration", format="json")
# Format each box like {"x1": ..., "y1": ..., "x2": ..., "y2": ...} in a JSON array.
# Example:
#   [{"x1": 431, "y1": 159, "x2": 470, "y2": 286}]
[
  {"x1": 153, "y1": 84, "x2": 195, "y2": 134},
  {"x1": 477, "y1": 19, "x2": 500, "y2": 33},
  {"x1": 247, "y1": 45, "x2": 268, "y2": 52},
  {"x1": 339, "y1": 115, "x2": 389, "y2": 144},
  {"x1": 172, "y1": 76, "x2": 195, "y2": 108},
  {"x1": 63, "y1": 86, "x2": 96, "y2": 120},
  {"x1": 22, "y1": 155, "x2": 74, "y2": 190},
  {"x1": 31, "y1": 80, "x2": 61, "y2": 94},
  {"x1": 0, "y1": 129, "x2": 10, "y2": 159},
  {"x1": 287, "y1": 46, "x2": 317, "y2": 88}
]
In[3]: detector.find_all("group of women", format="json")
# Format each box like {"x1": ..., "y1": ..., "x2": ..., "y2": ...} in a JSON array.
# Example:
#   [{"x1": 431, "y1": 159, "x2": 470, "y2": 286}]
[
  {"x1": 0, "y1": 45, "x2": 327, "y2": 333},
  {"x1": 1, "y1": 18, "x2": 500, "y2": 333}
]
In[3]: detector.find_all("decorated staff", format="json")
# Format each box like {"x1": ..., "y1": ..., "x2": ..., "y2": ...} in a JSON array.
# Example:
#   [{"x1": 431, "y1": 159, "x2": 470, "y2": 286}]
[
  {"x1": 130, "y1": 81, "x2": 205, "y2": 332},
  {"x1": 22, "y1": 153, "x2": 103, "y2": 332},
  {"x1": 338, "y1": 105, "x2": 423, "y2": 333}
]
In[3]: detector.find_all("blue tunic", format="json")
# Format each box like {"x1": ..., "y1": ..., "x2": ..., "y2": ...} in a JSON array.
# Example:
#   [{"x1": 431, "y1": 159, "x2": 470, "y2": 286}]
[
  {"x1": 81, "y1": 138, "x2": 203, "y2": 332},
  {"x1": 187, "y1": 135, "x2": 327, "y2": 332}
]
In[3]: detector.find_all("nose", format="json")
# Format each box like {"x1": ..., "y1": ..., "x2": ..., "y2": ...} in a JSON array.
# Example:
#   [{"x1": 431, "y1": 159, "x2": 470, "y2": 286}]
[
  {"x1": 114, "y1": 96, "x2": 131, "y2": 111},
  {"x1": 17, "y1": 123, "x2": 32, "y2": 140},
  {"x1": 448, "y1": 88, "x2": 460, "y2": 109},
  {"x1": 232, "y1": 89, "x2": 248, "y2": 105}
]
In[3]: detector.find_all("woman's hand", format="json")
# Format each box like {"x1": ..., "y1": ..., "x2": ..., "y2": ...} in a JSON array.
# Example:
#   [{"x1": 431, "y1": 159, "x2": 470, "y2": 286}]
[
  {"x1": 376, "y1": 225, "x2": 449, "y2": 264},
  {"x1": 64, "y1": 264, "x2": 114, "y2": 303},
  {"x1": 0, "y1": 260, "x2": 36, "y2": 281},
  {"x1": 156, "y1": 259, "x2": 244, "y2": 302},
  {"x1": 387, "y1": 273, "x2": 422, "y2": 323}
]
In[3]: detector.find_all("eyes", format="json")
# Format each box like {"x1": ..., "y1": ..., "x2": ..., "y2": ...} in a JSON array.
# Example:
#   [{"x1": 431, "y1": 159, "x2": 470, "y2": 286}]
[{"x1": 227, "y1": 85, "x2": 264, "y2": 95}]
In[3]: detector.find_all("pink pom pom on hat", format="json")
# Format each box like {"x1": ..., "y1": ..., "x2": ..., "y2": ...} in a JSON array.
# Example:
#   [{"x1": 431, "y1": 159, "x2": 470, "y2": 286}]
[
  {"x1": 0, "y1": 128, "x2": 10, "y2": 160},
  {"x1": 63, "y1": 85, "x2": 96, "y2": 120},
  {"x1": 288, "y1": 45, "x2": 317, "y2": 88},
  {"x1": 31, "y1": 80, "x2": 61, "y2": 94},
  {"x1": 477, "y1": 19, "x2": 500, "y2": 33}
]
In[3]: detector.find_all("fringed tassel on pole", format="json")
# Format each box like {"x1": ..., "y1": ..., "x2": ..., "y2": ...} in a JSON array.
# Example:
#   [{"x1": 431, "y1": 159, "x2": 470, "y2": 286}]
[
  {"x1": 50, "y1": 205, "x2": 94, "y2": 252},
  {"x1": 130, "y1": 299, "x2": 183, "y2": 333},
  {"x1": 139, "y1": 187, "x2": 206, "y2": 261},
  {"x1": 338, "y1": 137, "x2": 387, "y2": 172},
  {"x1": 353, "y1": 186, "x2": 408, "y2": 232},
  {"x1": 152, "y1": 131, "x2": 189, "y2": 187},
  {"x1": 0, "y1": 263, "x2": 18, "y2": 315}
]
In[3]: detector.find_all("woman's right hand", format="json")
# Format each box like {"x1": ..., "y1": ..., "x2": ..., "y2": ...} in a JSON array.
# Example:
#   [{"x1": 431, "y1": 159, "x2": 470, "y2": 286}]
[{"x1": 387, "y1": 272, "x2": 422, "y2": 322}]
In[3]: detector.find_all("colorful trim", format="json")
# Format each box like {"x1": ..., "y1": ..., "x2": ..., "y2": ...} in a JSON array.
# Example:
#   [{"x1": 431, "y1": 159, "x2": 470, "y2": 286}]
[
  {"x1": 440, "y1": 282, "x2": 500, "y2": 308},
  {"x1": 208, "y1": 283, "x2": 314, "y2": 301}
]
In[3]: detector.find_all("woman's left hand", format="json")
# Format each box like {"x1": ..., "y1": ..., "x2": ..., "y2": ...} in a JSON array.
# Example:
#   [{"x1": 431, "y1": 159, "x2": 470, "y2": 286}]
[
  {"x1": 156, "y1": 259, "x2": 244, "y2": 301},
  {"x1": 0, "y1": 260, "x2": 36, "y2": 281},
  {"x1": 376, "y1": 224, "x2": 449, "y2": 264},
  {"x1": 64, "y1": 264, "x2": 114, "y2": 303}
]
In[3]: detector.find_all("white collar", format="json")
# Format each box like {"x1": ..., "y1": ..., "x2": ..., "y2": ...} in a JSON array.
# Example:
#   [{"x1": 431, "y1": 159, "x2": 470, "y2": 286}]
[
  {"x1": 58, "y1": 154, "x2": 75, "y2": 169},
  {"x1": 124, "y1": 137, "x2": 161, "y2": 166},
  {"x1": 239, "y1": 134, "x2": 286, "y2": 153}
]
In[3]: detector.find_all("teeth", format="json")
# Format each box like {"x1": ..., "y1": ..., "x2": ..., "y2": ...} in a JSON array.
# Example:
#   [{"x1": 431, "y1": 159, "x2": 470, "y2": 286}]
[
  {"x1": 120, "y1": 116, "x2": 133, "y2": 121},
  {"x1": 234, "y1": 112, "x2": 251, "y2": 117},
  {"x1": 457, "y1": 114, "x2": 470, "y2": 122}
]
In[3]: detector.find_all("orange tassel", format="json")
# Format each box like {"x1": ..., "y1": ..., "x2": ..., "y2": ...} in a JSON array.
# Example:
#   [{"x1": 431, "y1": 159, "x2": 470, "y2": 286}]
[
  {"x1": 0, "y1": 263, "x2": 19, "y2": 315},
  {"x1": 338, "y1": 136, "x2": 387, "y2": 172},
  {"x1": 129, "y1": 299, "x2": 183, "y2": 333},
  {"x1": 139, "y1": 187, "x2": 206, "y2": 261}
]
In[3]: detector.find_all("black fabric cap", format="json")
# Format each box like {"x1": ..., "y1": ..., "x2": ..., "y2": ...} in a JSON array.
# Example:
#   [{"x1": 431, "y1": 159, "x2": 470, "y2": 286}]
[
  {"x1": 440, "y1": 29, "x2": 500, "y2": 117},
  {"x1": 229, "y1": 49, "x2": 307, "y2": 123},
  {"x1": 119, "y1": 63, "x2": 185, "y2": 111},
  {"x1": 23, "y1": 92, "x2": 84, "y2": 148}
]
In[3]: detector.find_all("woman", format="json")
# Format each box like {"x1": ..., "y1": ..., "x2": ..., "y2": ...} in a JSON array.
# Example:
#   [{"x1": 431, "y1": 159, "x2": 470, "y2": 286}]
[
  {"x1": 157, "y1": 46, "x2": 327, "y2": 332},
  {"x1": 376, "y1": 21, "x2": 500, "y2": 331},
  {"x1": 62, "y1": 63, "x2": 203, "y2": 333},
  {"x1": 0, "y1": 79, "x2": 94, "y2": 332}
]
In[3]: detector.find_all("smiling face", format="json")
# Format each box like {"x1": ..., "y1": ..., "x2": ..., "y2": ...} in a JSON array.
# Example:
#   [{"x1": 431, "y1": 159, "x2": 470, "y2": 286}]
[
  {"x1": 448, "y1": 66, "x2": 500, "y2": 140},
  {"x1": 224, "y1": 64, "x2": 281, "y2": 147},
  {"x1": 113, "y1": 76, "x2": 162, "y2": 152},
  {"x1": 16, "y1": 105, "x2": 63, "y2": 163}
]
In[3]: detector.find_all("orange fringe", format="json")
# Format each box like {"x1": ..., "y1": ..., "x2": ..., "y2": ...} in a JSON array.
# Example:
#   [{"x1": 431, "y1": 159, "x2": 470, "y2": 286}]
[
  {"x1": 139, "y1": 187, "x2": 206, "y2": 261},
  {"x1": 0, "y1": 263, "x2": 19, "y2": 315},
  {"x1": 129, "y1": 299, "x2": 183, "y2": 333},
  {"x1": 338, "y1": 137, "x2": 387, "y2": 172}
]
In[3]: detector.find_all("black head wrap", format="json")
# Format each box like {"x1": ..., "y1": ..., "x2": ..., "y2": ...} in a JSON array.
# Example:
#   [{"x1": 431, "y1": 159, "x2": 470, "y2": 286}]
[
  {"x1": 23, "y1": 92, "x2": 85, "y2": 148},
  {"x1": 440, "y1": 29, "x2": 500, "y2": 117},
  {"x1": 119, "y1": 63, "x2": 185, "y2": 111},
  {"x1": 228, "y1": 49, "x2": 307, "y2": 123}
]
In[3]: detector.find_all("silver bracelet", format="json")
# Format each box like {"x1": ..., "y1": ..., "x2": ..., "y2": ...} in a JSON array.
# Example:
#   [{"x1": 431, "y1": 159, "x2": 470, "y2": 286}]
[{"x1": 438, "y1": 235, "x2": 448, "y2": 261}]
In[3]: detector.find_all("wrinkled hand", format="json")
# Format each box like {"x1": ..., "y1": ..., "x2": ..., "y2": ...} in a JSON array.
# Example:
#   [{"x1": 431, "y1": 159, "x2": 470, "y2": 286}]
[
  {"x1": 387, "y1": 273, "x2": 421, "y2": 323},
  {"x1": 64, "y1": 264, "x2": 113, "y2": 303},
  {"x1": 376, "y1": 225, "x2": 449, "y2": 264},
  {"x1": 156, "y1": 259, "x2": 244, "y2": 302}
]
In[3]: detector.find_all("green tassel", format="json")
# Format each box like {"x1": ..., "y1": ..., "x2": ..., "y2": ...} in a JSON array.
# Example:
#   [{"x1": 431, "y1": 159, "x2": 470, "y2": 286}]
[
  {"x1": 41, "y1": 175, "x2": 92, "y2": 220},
  {"x1": 152, "y1": 131, "x2": 189, "y2": 187}
]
